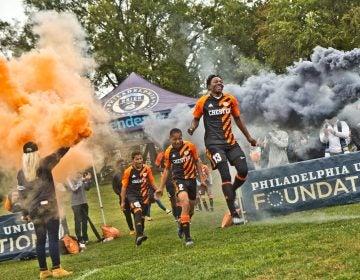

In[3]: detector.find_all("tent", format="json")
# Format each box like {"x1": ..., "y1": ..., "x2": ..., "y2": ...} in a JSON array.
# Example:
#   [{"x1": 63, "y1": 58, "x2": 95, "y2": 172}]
[
  {"x1": 100, "y1": 72, "x2": 197, "y2": 166},
  {"x1": 101, "y1": 72, "x2": 197, "y2": 132}
]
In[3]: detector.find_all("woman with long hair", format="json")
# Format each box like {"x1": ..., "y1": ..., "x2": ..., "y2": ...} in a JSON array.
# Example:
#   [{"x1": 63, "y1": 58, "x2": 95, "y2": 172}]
[{"x1": 17, "y1": 141, "x2": 73, "y2": 279}]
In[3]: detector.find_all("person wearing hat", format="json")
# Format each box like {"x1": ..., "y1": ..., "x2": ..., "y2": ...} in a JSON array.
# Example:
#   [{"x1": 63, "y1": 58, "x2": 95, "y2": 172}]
[{"x1": 17, "y1": 141, "x2": 73, "y2": 279}]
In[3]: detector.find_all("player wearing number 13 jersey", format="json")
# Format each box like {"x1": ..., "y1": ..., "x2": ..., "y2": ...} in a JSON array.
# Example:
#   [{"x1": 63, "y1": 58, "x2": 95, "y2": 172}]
[
  {"x1": 155, "y1": 128, "x2": 206, "y2": 246},
  {"x1": 121, "y1": 151, "x2": 159, "y2": 246},
  {"x1": 188, "y1": 74, "x2": 257, "y2": 225}
]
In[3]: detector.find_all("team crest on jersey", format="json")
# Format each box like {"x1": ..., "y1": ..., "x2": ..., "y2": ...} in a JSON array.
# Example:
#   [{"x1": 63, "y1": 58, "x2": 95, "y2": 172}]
[
  {"x1": 172, "y1": 154, "x2": 176, "y2": 158},
  {"x1": 104, "y1": 87, "x2": 159, "y2": 116},
  {"x1": 208, "y1": 103, "x2": 213, "y2": 108}
]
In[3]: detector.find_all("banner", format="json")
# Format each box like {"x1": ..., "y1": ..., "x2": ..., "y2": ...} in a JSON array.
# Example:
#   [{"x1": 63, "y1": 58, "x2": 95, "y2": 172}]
[
  {"x1": 241, "y1": 152, "x2": 360, "y2": 221},
  {"x1": 0, "y1": 212, "x2": 37, "y2": 261}
]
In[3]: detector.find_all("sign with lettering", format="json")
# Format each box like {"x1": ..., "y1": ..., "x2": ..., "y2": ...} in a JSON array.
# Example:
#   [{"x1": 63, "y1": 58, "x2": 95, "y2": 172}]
[
  {"x1": 104, "y1": 87, "x2": 159, "y2": 117},
  {"x1": 0, "y1": 213, "x2": 37, "y2": 261},
  {"x1": 241, "y1": 152, "x2": 360, "y2": 221}
]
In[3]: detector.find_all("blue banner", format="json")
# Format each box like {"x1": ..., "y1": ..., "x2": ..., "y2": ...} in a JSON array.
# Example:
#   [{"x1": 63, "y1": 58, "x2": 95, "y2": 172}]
[
  {"x1": 0, "y1": 212, "x2": 37, "y2": 261},
  {"x1": 241, "y1": 152, "x2": 360, "y2": 221}
]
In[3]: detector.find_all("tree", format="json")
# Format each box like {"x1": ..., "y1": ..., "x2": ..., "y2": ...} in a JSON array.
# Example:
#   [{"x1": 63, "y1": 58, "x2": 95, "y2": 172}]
[
  {"x1": 13, "y1": 0, "x2": 201, "y2": 96},
  {"x1": 257, "y1": 0, "x2": 360, "y2": 72}
]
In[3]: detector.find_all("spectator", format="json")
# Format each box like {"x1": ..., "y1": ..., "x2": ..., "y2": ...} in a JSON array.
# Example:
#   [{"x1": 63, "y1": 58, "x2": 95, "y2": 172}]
[
  {"x1": 67, "y1": 172, "x2": 92, "y2": 247},
  {"x1": 319, "y1": 117, "x2": 350, "y2": 157},
  {"x1": 264, "y1": 128, "x2": 289, "y2": 168},
  {"x1": 196, "y1": 162, "x2": 214, "y2": 211},
  {"x1": 4, "y1": 190, "x2": 22, "y2": 213},
  {"x1": 146, "y1": 186, "x2": 172, "y2": 221},
  {"x1": 55, "y1": 182, "x2": 70, "y2": 238}
]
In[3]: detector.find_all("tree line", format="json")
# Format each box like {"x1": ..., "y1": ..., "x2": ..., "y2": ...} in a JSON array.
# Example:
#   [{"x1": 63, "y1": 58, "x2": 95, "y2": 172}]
[{"x1": 1, "y1": 0, "x2": 359, "y2": 97}]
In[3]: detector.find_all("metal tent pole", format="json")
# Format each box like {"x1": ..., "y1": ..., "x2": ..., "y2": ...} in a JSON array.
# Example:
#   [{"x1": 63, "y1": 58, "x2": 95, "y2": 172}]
[{"x1": 92, "y1": 160, "x2": 107, "y2": 225}]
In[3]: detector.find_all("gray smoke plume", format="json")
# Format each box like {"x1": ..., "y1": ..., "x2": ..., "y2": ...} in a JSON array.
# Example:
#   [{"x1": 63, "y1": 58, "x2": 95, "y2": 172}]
[
  {"x1": 142, "y1": 103, "x2": 206, "y2": 153},
  {"x1": 226, "y1": 46, "x2": 360, "y2": 128},
  {"x1": 142, "y1": 46, "x2": 360, "y2": 162}
]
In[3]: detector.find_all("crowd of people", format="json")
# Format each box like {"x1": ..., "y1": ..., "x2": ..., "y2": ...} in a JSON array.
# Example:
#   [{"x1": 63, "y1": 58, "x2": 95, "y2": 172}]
[{"x1": 4, "y1": 74, "x2": 359, "y2": 279}]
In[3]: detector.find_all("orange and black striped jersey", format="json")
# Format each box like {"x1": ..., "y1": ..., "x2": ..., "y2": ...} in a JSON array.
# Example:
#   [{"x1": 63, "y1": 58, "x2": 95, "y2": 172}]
[
  {"x1": 193, "y1": 93, "x2": 240, "y2": 146},
  {"x1": 164, "y1": 141, "x2": 199, "y2": 180},
  {"x1": 121, "y1": 164, "x2": 155, "y2": 202}
]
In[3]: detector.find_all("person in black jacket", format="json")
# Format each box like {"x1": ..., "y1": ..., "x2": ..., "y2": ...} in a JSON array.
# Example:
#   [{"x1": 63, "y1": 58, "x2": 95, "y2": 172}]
[{"x1": 17, "y1": 141, "x2": 73, "y2": 279}]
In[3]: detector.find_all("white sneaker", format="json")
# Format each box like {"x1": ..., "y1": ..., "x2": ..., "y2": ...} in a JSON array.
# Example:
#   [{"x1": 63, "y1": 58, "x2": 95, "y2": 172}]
[
  {"x1": 147, "y1": 217, "x2": 153, "y2": 221},
  {"x1": 166, "y1": 209, "x2": 172, "y2": 215},
  {"x1": 232, "y1": 216, "x2": 245, "y2": 225},
  {"x1": 185, "y1": 238, "x2": 194, "y2": 246}
]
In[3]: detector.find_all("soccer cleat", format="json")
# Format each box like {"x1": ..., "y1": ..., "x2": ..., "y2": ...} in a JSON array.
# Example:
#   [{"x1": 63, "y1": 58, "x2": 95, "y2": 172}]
[
  {"x1": 232, "y1": 215, "x2": 245, "y2": 225},
  {"x1": 39, "y1": 270, "x2": 52, "y2": 279},
  {"x1": 185, "y1": 237, "x2": 194, "y2": 246},
  {"x1": 177, "y1": 227, "x2": 184, "y2": 239},
  {"x1": 135, "y1": 235, "x2": 148, "y2": 246},
  {"x1": 129, "y1": 230, "x2": 136, "y2": 235},
  {"x1": 166, "y1": 209, "x2": 172, "y2": 215},
  {"x1": 147, "y1": 216, "x2": 153, "y2": 221},
  {"x1": 52, "y1": 267, "x2": 73, "y2": 278}
]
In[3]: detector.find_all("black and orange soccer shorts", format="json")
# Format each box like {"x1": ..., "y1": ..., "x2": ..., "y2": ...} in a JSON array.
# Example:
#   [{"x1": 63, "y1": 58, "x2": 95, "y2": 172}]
[
  {"x1": 206, "y1": 143, "x2": 246, "y2": 170},
  {"x1": 173, "y1": 178, "x2": 197, "y2": 201}
]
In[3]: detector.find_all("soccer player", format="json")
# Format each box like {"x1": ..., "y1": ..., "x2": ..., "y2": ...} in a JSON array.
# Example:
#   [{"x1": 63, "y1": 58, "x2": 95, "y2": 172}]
[
  {"x1": 156, "y1": 128, "x2": 206, "y2": 246},
  {"x1": 188, "y1": 74, "x2": 257, "y2": 225},
  {"x1": 121, "y1": 151, "x2": 159, "y2": 246},
  {"x1": 155, "y1": 147, "x2": 181, "y2": 221}
]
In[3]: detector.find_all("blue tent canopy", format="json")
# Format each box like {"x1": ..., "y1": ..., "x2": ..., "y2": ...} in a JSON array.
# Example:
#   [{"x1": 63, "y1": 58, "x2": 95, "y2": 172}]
[{"x1": 101, "y1": 72, "x2": 197, "y2": 131}]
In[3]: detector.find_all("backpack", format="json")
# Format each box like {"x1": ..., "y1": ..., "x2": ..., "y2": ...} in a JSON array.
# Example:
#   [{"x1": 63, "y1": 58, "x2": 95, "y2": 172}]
[{"x1": 60, "y1": 235, "x2": 80, "y2": 254}]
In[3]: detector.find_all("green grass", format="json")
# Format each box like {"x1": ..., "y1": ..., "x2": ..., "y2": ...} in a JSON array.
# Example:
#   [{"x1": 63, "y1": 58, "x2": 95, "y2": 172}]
[{"x1": 2, "y1": 178, "x2": 360, "y2": 280}]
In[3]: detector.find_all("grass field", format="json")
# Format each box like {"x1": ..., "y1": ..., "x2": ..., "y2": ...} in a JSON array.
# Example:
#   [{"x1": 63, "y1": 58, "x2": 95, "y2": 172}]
[{"x1": 1, "y1": 174, "x2": 360, "y2": 280}]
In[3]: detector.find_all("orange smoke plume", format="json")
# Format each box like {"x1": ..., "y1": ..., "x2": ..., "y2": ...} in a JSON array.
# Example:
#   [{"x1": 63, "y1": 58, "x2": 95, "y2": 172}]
[
  {"x1": 52, "y1": 105, "x2": 93, "y2": 147},
  {"x1": 0, "y1": 11, "x2": 110, "y2": 183}
]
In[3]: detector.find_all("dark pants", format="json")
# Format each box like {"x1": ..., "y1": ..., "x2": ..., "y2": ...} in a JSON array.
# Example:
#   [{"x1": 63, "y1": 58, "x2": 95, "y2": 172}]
[
  {"x1": 33, "y1": 215, "x2": 60, "y2": 270},
  {"x1": 72, "y1": 203, "x2": 89, "y2": 242}
]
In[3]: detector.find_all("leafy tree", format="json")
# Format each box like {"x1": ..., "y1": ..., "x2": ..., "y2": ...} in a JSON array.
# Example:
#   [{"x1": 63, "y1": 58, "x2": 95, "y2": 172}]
[
  {"x1": 257, "y1": 0, "x2": 360, "y2": 72},
  {"x1": 14, "y1": 0, "x2": 202, "y2": 96}
]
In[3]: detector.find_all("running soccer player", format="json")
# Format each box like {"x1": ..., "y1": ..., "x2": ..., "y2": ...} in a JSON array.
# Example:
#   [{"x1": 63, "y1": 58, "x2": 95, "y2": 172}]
[
  {"x1": 121, "y1": 151, "x2": 159, "y2": 246},
  {"x1": 155, "y1": 147, "x2": 180, "y2": 221},
  {"x1": 156, "y1": 128, "x2": 206, "y2": 246},
  {"x1": 188, "y1": 74, "x2": 257, "y2": 225}
]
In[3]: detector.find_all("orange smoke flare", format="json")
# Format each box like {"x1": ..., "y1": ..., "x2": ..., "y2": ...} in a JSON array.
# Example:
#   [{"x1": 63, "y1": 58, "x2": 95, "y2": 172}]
[{"x1": 51, "y1": 105, "x2": 93, "y2": 147}]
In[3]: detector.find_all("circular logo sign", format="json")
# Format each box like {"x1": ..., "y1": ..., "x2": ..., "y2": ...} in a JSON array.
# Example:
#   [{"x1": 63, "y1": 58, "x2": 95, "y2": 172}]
[{"x1": 104, "y1": 87, "x2": 159, "y2": 116}]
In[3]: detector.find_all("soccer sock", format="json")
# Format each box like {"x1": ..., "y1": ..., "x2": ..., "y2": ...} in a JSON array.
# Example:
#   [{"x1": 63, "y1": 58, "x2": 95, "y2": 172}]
[
  {"x1": 175, "y1": 204, "x2": 182, "y2": 220},
  {"x1": 222, "y1": 182, "x2": 237, "y2": 216},
  {"x1": 233, "y1": 174, "x2": 247, "y2": 190},
  {"x1": 202, "y1": 200, "x2": 209, "y2": 211},
  {"x1": 209, "y1": 198, "x2": 214, "y2": 209},
  {"x1": 124, "y1": 210, "x2": 134, "y2": 231},
  {"x1": 180, "y1": 215, "x2": 191, "y2": 239},
  {"x1": 134, "y1": 210, "x2": 142, "y2": 236}
]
